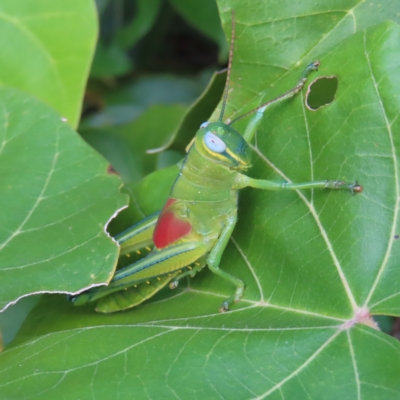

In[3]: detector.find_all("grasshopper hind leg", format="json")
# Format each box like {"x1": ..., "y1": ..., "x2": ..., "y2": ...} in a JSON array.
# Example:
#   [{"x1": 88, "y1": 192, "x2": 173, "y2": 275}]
[
  {"x1": 95, "y1": 271, "x2": 180, "y2": 313},
  {"x1": 84, "y1": 241, "x2": 209, "y2": 313},
  {"x1": 96, "y1": 258, "x2": 208, "y2": 314}
]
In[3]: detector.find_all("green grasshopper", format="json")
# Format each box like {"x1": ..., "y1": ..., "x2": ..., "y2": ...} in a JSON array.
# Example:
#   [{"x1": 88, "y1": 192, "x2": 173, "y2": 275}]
[{"x1": 71, "y1": 15, "x2": 362, "y2": 313}]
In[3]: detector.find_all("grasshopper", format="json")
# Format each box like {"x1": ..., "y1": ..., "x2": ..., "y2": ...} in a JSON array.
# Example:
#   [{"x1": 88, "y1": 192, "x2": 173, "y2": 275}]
[{"x1": 71, "y1": 14, "x2": 362, "y2": 313}]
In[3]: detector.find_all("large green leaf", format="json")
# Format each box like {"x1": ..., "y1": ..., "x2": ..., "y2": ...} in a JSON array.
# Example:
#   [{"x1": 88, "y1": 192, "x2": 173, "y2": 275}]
[
  {"x1": 0, "y1": 86, "x2": 128, "y2": 311},
  {"x1": 212, "y1": 0, "x2": 400, "y2": 122},
  {"x1": 1, "y1": 295, "x2": 400, "y2": 398},
  {"x1": 213, "y1": 0, "x2": 400, "y2": 319},
  {"x1": 0, "y1": 0, "x2": 97, "y2": 128},
  {"x1": 1, "y1": 1, "x2": 400, "y2": 398}
]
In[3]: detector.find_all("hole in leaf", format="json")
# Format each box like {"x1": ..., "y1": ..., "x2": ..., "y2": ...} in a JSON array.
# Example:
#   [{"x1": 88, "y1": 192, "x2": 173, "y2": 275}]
[
  {"x1": 373, "y1": 315, "x2": 400, "y2": 341},
  {"x1": 306, "y1": 76, "x2": 338, "y2": 110}
]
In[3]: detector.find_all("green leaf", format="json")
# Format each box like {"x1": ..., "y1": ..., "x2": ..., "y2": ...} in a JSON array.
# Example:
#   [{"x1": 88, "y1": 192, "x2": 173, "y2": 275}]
[
  {"x1": 0, "y1": 0, "x2": 97, "y2": 128},
  {"x1": 0, "y1": 296, "x2": 39, "y2": 349},
  {"x1": 107, "y1": 163, "x2": 180, "y2": 236},
  {"x1": 2, "y1": 2, "x2": 400, "y2": 398},
  {"x1": 104, "y1": 74, "x2": 208, "y2": 107},
  {"x1": 1, "y1": 296, "x2": 400, "y2": 398},
  {"x1": 212, "y1": 0, "x2": 400, "y2": 122},
  {"x1": 83, "y1": 71, "x2": 225, "y2": 154},
  {"x1": 80, "y1": 104, "x2": 186, "y2": 183},
  {"x1": 231, "y1": 20, "x2": 400, "y2": 318},
  {"x1": 0, "y1": 86, "x2": 128, "y2": 311}
]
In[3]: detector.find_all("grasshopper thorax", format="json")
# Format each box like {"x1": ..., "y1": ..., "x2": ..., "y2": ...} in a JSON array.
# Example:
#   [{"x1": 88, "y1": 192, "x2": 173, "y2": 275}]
[{"x1": 194, "y1": 121, "x2": 251, "y2": 170}]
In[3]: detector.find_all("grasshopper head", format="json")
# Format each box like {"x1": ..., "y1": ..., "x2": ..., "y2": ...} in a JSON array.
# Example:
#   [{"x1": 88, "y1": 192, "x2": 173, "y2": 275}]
[{"x1": 195, "y1": 121, "x2": 251, "y2": 170}]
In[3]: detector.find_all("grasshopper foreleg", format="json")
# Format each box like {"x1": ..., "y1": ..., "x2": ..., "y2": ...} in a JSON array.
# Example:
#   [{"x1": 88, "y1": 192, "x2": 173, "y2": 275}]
[
  {"x1": 234, "y1": 175, "x2": 363, "y2": 193},
  {"x1": 238, "y1": 61, "x2": 320, "y2": 142},
  {"x1": 205, "y1": 213, "x2": 245, "y2": 312}
]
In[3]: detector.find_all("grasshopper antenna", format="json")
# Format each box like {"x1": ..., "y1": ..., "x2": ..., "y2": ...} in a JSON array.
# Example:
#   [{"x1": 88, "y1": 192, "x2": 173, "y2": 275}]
[
  {"x1": 147, "y1": 10, "x2": 235, "y2": 154},
  {"x1": 219, "y1": 10, "x2": 235, "y2": 122},
  {"x1": 228, "y1": 61, "x2": 320, "y2": 126}
]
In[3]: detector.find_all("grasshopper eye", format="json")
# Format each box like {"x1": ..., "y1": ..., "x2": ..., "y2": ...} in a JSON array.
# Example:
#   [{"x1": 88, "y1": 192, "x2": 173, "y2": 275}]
[
  {"x1": 200, "y1": 121, "x2": 209, "y2": 129},
  {"x1": 204, "y1": 131, "x2": 226, "y2": 153}
]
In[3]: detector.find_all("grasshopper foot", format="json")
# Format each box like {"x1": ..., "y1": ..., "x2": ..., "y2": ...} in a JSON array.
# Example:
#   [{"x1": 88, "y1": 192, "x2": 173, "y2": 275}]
[
  {"x1": 169, "y1": 280, "x2": 179, "y2": 289},
  {"x1": 351, "y1": 181, "x2": 363, "y2": 194},
  {"x1": 324, "y1": 180, "x2": 363, "y2": 193},
  {"x1": 219, "y1": 301, "x2": 230, "y2": 313},
  {"x1": 219, "y1": 289, "x2": 244, "y2": 313}
]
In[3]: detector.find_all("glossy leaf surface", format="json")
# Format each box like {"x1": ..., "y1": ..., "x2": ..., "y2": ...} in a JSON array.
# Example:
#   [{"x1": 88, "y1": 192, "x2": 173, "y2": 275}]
[
  {"x1": 0, "y1": 87, "x2": 127, "y2": 311},
  {"x1": 0, "y1": 0, "x2": 97, "y2": 128},
  {"x1": 1, "y1": 1, "x2": 400, "y2": 398}
]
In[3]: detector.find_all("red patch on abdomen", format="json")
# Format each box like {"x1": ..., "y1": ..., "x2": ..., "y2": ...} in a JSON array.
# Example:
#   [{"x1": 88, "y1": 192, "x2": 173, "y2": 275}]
[{"x1": 153, "y1": 198, "x2": 192, "y2": 249}]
